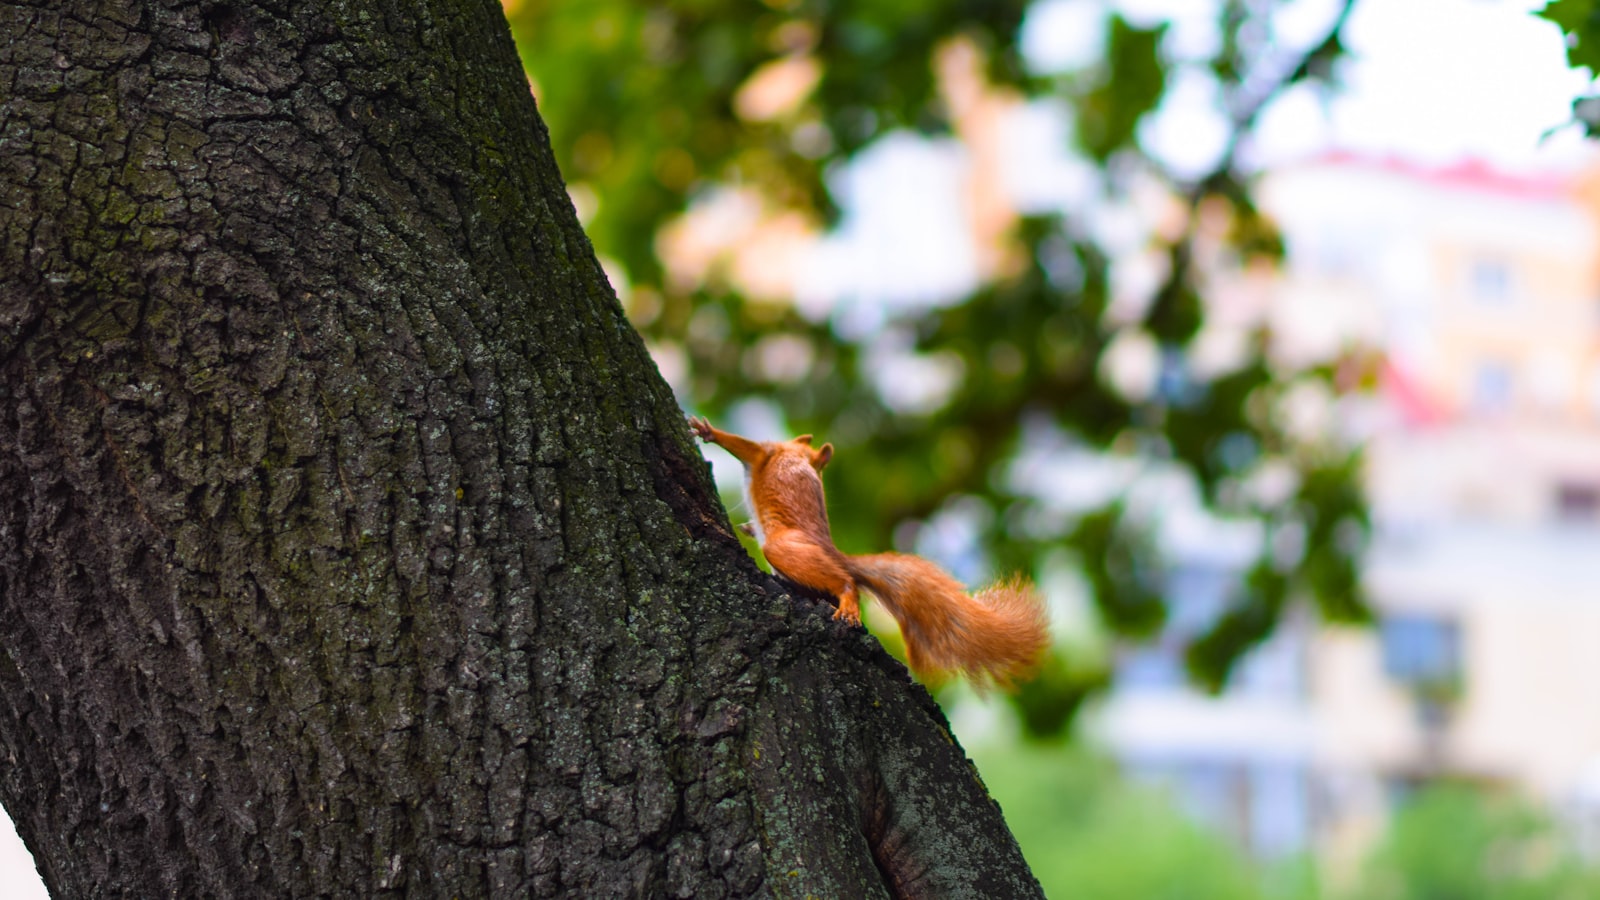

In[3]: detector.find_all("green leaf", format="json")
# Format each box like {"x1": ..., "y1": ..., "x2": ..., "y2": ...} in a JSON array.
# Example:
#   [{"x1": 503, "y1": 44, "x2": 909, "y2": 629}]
[
  {"x1": 1539, "y1": 0, "x2": 1600, "y2": 72},
  {"x1": 1075, "y1": 15, "x2": 1169, "y2": 161}
]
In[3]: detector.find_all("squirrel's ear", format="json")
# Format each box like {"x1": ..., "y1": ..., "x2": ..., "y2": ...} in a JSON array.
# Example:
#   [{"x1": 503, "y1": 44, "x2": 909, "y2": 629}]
[
  {"x1": 812, "y1": 443, "x2": 833, "y2": 470},
  {"x1": 793, "y1": 434, "x2": 813, "y2": 445}
]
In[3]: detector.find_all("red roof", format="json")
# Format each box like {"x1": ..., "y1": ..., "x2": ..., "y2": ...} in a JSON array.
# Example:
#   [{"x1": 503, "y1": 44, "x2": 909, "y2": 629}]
[
  {"x1": 1310, "y1": 150, "x2": 1572, "y2": 200},
  {"x1": 1381, "y1": 356, "x2": 1447, "y2": 426}
]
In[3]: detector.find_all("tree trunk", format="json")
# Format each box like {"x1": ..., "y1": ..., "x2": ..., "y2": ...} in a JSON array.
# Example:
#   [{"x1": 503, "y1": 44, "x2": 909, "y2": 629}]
[{"x1": 0, "y1": 0, "x2": 1043, "y2": 896}]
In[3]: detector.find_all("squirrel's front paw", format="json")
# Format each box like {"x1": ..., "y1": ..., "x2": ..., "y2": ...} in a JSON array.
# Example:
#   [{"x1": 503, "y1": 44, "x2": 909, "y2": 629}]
[{"x1": 687, "y1": 416, "x2": 714, "y2": 441}]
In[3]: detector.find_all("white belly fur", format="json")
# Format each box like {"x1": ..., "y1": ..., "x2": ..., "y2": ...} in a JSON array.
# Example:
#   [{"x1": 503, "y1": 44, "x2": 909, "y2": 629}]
[{"x1": 742, "y1": 471, "x2": 768, "y2": 547}]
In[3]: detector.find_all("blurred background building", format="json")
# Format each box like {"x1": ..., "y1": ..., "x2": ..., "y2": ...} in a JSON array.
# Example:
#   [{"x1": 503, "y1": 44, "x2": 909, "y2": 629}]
[{"x1": 1092, "y1": 151, "x2": 1600, "y2": 868}]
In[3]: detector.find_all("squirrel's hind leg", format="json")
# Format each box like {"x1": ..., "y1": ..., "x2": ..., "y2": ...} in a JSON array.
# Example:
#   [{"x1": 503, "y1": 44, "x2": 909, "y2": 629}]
[{"x1": 761, "y1": 534, "x2": 862, "y2": 625}]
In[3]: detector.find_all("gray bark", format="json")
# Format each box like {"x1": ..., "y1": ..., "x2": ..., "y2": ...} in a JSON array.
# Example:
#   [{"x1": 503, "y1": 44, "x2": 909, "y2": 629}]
[{"x1": 0, "y1": 0, "x2": 1044, "y2": 896}]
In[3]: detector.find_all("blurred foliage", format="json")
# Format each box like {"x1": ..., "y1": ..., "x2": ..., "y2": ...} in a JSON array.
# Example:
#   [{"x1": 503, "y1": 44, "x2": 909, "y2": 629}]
[
  {"x1": 507, "y1": 0, "x2": 1371, "y2": 730},
  {"x1": 972, "y1": 747, "x2": 1600, "y2": 900},
  {"x1": 972, "y1": 741, "x2": 1317, "y2": 899},
  {"x1": 1354, "y1": 785, "x2": 1600, "y2": 900},
  {"x1": 1540, "y1": 0, "x2": 1600, "y2": 134},
  {"x1": 1541, "y1": 0, "x2": 1600, "y2": 73}
]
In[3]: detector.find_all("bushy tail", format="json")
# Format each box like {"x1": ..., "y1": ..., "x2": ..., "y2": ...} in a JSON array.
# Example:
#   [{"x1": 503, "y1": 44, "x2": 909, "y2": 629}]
[{"x1": 844, "y1": 553, "x2": 1049, "y2": 690}]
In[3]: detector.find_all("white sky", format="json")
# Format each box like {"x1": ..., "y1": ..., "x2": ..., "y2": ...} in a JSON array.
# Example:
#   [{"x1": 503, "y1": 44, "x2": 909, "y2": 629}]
[
  {"x1": 0, "y1": 1, "x2": 1594, "y2": 895},
  {"x1": 1125, "y1": 0, "x2": 1596, "y2": 172},
  {"x1": 1259, "y1": 0, "x2": 1592, "y2": 168}
]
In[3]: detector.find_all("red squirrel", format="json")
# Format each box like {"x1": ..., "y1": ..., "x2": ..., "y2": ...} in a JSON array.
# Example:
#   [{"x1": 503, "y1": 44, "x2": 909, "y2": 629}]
[{"x1": 689, "y1": 417, "x2": 1049, "y2": 688}]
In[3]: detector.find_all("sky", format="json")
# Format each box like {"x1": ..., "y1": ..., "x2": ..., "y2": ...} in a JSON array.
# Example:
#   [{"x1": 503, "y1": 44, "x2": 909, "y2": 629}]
[
  {"x1": 1119, "y1": 0, "x2": 1594, "y2": 172},
  {"x1": 806, "y1": 0, "x2": 1594, "y2": 324},
  {"x1": 1256, "y1": 0, "x2": 1591, "y2": 168},
  {"x1": 0, "y1": 0, "x2": 1594, "y2": 895}
]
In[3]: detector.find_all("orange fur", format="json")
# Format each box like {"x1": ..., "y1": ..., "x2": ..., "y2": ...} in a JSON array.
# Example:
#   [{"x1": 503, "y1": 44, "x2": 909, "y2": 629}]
[{"x1": 690, "y1": 417, "x2": 1049, "y2": 689}]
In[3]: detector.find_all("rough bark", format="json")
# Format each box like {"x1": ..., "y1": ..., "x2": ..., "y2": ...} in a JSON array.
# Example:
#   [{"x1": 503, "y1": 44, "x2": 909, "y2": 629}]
[{"x1": 0, "y1": 0, "x2": 1044, "y2": 896}]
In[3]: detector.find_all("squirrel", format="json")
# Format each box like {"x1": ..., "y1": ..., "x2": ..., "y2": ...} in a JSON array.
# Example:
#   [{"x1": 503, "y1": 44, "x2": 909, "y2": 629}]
[{"x1": 689, "y1": 417, "x2": 1049, "y2": 689}]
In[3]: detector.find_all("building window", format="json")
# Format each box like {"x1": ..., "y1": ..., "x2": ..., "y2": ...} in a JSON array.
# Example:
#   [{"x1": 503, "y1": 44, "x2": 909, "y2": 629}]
[
  {"x1": 1557, "y1": 482, "x2": 1600, "y2": 521},
  {"x1": 1380, "y1": 614, "x2": 1461, "y2": 688},
  {"x1": 1127, "y1": 758, "x2": 1312, "y2": 858},
  {"x1": 1318, "y1": 233, "x2": 1358, "y2": 279},
  {"x1": 1468, "y1": 258, "x2": 1512, "y2": 305},
  {"x1": 1471, "y1": 361, "x2": 1513, "y2": 413}
]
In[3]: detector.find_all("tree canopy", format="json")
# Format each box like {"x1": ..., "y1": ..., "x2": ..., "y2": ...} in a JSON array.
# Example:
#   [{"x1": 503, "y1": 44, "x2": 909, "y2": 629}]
[{"x1": 507, "y1": 0, "x2": 1371, "y2": 730}]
